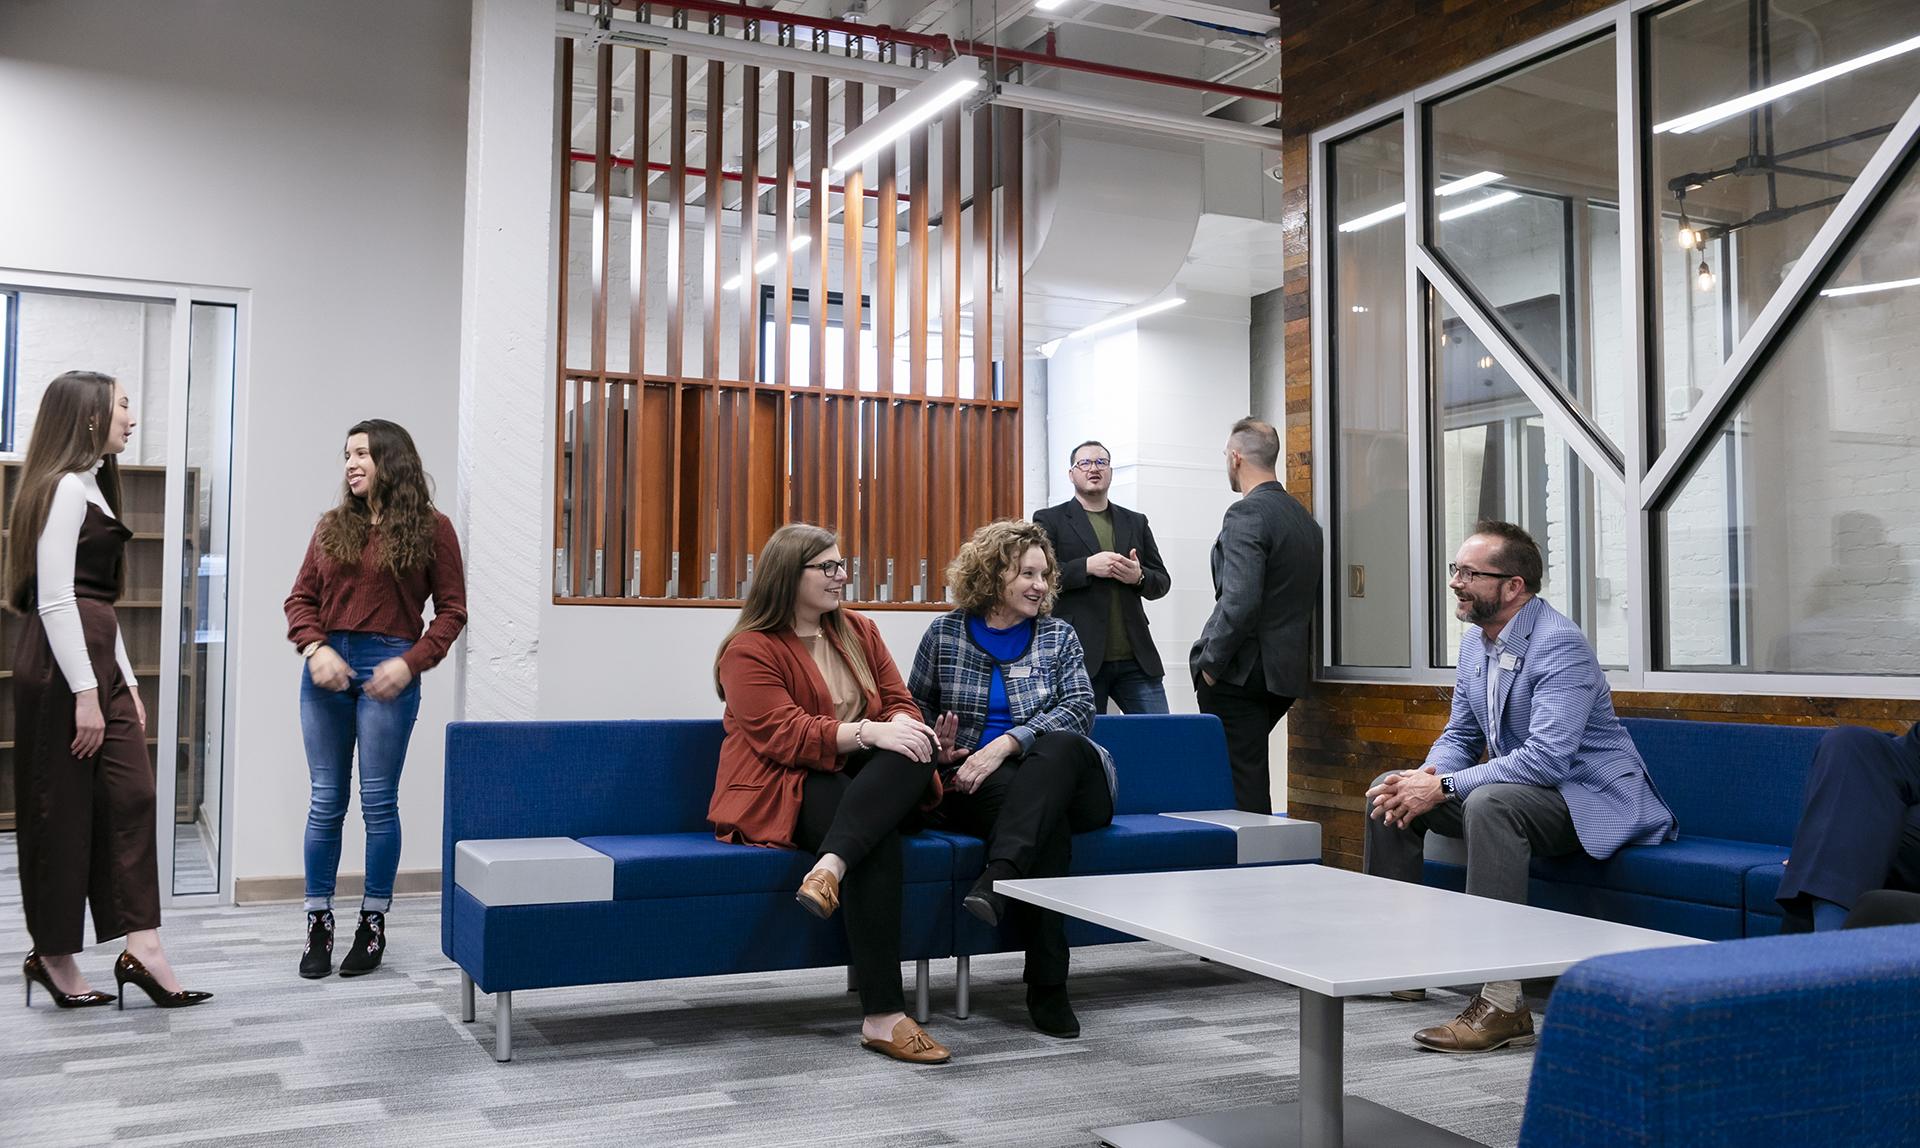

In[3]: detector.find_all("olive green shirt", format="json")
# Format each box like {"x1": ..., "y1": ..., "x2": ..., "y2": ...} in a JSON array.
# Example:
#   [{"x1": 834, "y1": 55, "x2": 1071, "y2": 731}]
[{"x1": 1086, "y1": 508, "x2": 1133, "y2": 662}]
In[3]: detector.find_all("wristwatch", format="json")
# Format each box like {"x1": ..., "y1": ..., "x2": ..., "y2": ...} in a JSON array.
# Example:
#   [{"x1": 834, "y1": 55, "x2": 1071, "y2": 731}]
[{"x1": 1440, "y1": 774, "x2": 1458, "y2": 798}]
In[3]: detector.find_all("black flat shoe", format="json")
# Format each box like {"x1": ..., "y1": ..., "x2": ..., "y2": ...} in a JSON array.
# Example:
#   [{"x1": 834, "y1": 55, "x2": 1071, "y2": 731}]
[
  {"x1": 115, "y1": 952, "x2": 212, "y2": 1010},
  {"x1": 963, "y1": 861, "x2": 1018, "y2": 927},
  {"x1": 338, "y1": 911, "x2": 386, "y2": 977},
  {"x1": 1027, "y1": 983, "x2": 1080, "y2": 1039},
  {"x1": 22, "y1": 952, "x2": 114, "y2": 1009},
  {"x1": 299, "y1": 910, "x2": 335, "y2": 980}
]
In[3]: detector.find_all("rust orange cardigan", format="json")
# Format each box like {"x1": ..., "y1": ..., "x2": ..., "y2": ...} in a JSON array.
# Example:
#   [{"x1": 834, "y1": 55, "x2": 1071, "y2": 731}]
[{"x1": 710, "y1": 610, "x2": 940, "y2": 848}]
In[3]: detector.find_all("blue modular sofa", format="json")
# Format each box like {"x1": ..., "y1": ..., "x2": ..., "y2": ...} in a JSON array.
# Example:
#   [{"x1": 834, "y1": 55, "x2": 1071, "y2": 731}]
[
  {"x1": 442, "y1": 714, "x2": 1319, "y2": 1060},
  {"x1": 1518, "y1": 924, "x2": 1920, "y2": 1147},
  {"x1": 1424, "y1": 717, "x2": 1829, "y2": 940}
]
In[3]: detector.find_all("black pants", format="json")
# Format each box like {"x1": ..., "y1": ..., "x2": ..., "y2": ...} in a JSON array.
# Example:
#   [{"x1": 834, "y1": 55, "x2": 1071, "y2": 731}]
[
  {"x1": 1195, "y1": 672, "x2": 1294, "y2": 815},
  {"x1": 941, "y1": 731, "x2": 1114, "y2": 986},
  {"x1": 1777, "y1": 724, "x2": 1920, "y2": 927},
  {"x1": 793, "y1": 749, "x2": 933, "y2": 1016},
  {"x1": 1845, "y1": 889, "x2": 1920, "y2": 930}
]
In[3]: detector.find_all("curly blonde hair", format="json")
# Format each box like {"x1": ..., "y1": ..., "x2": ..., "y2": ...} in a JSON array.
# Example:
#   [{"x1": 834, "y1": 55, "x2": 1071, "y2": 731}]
[{"x1": 945, "y1": 519, "x2": 1060, "y2": 615}]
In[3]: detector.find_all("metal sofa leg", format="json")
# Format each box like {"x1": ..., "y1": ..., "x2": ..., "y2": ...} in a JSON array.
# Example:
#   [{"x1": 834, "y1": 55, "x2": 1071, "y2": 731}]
[
  {"x1": 460, "y1": 971, "x2": 475, "y2": 1023},
  {"x1": 955, "y1": 956, "x2": 970, "y2": 1019},
  {"x1": 915, "y1": 959, "x2": 930, "y2": 1023},
  {"x1": 494, "y1": 990, "x2": 513, "y2": 1062}
]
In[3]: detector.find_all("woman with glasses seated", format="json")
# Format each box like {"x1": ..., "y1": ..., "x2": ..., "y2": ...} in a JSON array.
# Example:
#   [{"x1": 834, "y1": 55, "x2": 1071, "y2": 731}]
[
  {"x1": 909, "y1": 519, "x2": 1116, "y2": 1039},
  {"x1": 710, "y1": 523, "x2": 951, "y2": 1064}
]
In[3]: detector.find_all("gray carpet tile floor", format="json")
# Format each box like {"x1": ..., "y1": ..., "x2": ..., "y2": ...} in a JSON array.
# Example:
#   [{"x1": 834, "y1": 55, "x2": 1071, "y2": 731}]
[{"x1": 0, "y1": 838, "x2": 1535, "y2": 1147}]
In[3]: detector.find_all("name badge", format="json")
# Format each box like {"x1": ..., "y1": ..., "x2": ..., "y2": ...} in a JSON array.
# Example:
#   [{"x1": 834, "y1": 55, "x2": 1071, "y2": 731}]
[
  {"x1": 1499, "y1": 652, "x2": 1519, "y2": 672},
  {"x1": 1008, "y1": 665, "x2": 1034, "y2": 680}
]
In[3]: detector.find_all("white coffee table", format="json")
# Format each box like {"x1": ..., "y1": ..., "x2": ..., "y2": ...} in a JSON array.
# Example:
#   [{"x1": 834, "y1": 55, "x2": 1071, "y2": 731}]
[{"x1": 997, "y1": 864, "x2": 1705, "y2": 1148}]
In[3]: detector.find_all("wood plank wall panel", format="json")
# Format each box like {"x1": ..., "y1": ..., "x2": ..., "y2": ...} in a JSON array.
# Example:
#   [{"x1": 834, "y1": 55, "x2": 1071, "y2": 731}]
[
  {"x1": 555, "y1": 34, "x2": 1023, "y2": 607},
  {"x1": 1272, "y1": 0, "x2": 1916, "y2": 868}
]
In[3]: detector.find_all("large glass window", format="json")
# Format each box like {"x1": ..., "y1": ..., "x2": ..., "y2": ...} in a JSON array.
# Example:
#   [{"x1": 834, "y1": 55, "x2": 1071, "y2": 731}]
[
  {"x1": 1659, "y1": 153, "x2": 1920, "y2": 674},
  {"x1": 1646, "y1": 0, "x2": 1920, "y2": 450},
  {"x1": 1431, "y1": 291, "x2": 1627, "y2": 667},
  {"x1": 1329, "y1": 118, "x2": 1411, "y2": 667},
  {"x1": 1430, "y1": 34, "x2": 1626, "y2": 454}
]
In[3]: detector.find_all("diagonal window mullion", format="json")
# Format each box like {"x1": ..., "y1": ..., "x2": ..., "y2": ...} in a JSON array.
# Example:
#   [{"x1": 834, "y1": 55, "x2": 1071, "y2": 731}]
[
  {"x1": 1642, "y1": 88, "x2": 1920, "y2": 511},
  {"x1": 1418, "y1": 246, "x2": 1627, "y2": 503}
]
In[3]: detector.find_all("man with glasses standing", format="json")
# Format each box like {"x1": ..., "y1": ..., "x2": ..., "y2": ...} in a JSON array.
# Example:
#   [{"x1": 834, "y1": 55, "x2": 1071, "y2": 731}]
[
  {"x1": 1034, "y1": 441, "x2": 1173, "y2": 714},
  {"x1": 1363, "y1": 521, "x2": 1675, "y2": 1053}
]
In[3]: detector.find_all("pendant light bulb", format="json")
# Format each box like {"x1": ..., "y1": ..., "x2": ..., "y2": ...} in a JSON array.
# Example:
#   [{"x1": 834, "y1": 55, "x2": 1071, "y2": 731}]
[
  {"x1": 1695, "y1": 258, "x2": 1715, "y2": 292},
  {"x1": 1676, "y1": 211, "x2": 1699, "y2": 251}
]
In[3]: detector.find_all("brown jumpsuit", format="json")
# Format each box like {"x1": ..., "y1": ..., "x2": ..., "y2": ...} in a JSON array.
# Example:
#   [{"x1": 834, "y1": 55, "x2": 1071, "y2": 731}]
[{"x1": 13, "y1": 502, "x2": 160, "y2": 955}]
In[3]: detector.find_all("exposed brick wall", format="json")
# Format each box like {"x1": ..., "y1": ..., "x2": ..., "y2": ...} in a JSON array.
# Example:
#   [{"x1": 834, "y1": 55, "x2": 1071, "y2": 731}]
[{"x1": 1275, "y1": 0, "x2": 1920, "y2": 869}]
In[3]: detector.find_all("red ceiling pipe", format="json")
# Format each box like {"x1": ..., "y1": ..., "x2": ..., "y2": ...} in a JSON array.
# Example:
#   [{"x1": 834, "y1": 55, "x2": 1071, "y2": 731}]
[
  {"x1": 568, "y1": 149, "x2": 885, "y2": 199},
  {"x1": 613, "y1": 0, "x2": 1283, "y2": 110}
]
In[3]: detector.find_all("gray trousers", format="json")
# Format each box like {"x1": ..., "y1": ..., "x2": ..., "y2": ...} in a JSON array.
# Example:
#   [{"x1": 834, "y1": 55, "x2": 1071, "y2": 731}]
[{"x1": 1363, "y1": 772, "x2": 1583, "y2": 905}]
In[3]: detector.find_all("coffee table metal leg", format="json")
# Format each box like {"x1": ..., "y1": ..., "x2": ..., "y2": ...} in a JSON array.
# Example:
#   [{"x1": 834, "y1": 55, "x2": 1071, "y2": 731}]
[{"x1": 1297, "y1": 989, "x2": 1343, "y2": 1148}]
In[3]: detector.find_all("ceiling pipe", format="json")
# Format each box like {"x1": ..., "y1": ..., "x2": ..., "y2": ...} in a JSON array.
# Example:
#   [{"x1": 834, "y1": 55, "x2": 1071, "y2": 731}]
[
  {"x1": 608, "y1": 0, "x2": 1282, "y2": 112},
  {"x1": 557, "y1": 11, "x2": 1284, "y2": 150}
]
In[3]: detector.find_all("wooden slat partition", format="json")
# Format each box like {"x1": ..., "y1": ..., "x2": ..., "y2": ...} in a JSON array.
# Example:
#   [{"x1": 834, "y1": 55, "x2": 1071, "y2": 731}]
[{"x1": 554, "y1": 32, "x2": 1025, "y2": 607}]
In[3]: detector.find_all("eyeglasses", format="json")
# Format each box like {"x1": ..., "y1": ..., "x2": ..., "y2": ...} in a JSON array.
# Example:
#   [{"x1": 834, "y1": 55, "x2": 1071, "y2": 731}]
[
  {"x1": 1447, "y1": 563, "x2": 1516, "y2": 583},
  {"x1": 1071, "y1": 459, "x2": 1112, "y2": 472},
  {"x1": 804, "y1": 559, "x2": 849, "y2": 578}
]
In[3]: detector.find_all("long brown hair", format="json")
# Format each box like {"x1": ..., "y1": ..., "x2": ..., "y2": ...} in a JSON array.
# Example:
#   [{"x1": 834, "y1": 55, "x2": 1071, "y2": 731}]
[
  {"x1": 6, "y1": 371, "x2": 125, "y2": 613},
  {"x1": 714, "y1": 523, "x2": 877, "y2": 701},
  {"x1": 314, "y1": 419, "x2": 438, "y2": 575}
]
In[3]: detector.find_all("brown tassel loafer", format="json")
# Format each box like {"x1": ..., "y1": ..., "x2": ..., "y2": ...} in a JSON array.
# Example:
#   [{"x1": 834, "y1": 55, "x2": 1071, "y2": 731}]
[
  {"x1": 796, "y1": 868, "x2": 841, "y2": 919},
  {"x1": 1412, "y1": 995, "x2": 1535, "y2": 1053},
  {"x1": 860, "y1": 1017, "x2": 951, "y2": 1064}
]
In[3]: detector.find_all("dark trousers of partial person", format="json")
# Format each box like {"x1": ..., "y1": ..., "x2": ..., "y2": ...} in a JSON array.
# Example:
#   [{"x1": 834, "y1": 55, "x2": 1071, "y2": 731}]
[
  {"x1": 1776, "y1": 725, "x2": 1920, "y2": 927},
  {"x1": 1845, "y1": 889, "x2": 1920, "y2": 929},
  {"x1": 941, "y1": 731, "x2": 1115, "y2": 986},
  {"x1": 13, "y1": 626, "x2": 161, "y2": 956},
  {"x1": 793, "y1": 749, "x2": 934, "y2": 1016},
  {"x1": 1195, "y1": 670, "x2": 1293, "y2": 814},
  {"x1": 1363, "y1": 772, "x2": 1582, "y2": 906}
]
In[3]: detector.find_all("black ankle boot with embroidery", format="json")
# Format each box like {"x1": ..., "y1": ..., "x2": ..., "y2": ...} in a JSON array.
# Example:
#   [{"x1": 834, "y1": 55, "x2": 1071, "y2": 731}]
[
  {"x1": 299, "y1": 910, "x2": 335, "y2": 980},
  {"x1": 338, "y1": 911, "x2": 386, "y2": 977}
]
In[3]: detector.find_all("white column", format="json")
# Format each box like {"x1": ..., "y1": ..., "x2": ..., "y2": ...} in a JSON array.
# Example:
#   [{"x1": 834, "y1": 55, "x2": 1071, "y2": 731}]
[{"x1": 456, "y1": 0, "x2": 556, "y2": 720}]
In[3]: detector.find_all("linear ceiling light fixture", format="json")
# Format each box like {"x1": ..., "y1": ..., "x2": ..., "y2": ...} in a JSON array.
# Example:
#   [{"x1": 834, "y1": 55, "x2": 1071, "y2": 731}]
[
  {"x1": 1336, "y1": 172, "x2": 1508, "y2": 233},
  {"x1": 1035, "y1": 0, "x2": 1070, "y2": 9},
  {"x1": 1039, "y1": 297, "x2": 1186, "y2": 357},
  {"x1": 1437, "y1": 190, "x2": 1521, "y2": 222},
  {"x1": 1820, "y1": 275, "x2": 1920, "y2": 299},
  {"x1": 828, "y1": 58, "x2": 984, "y2": 175},
  {"x1": 1653, "y1": 33, "x2": 1920, "y2": 134},
  {"x1": 723, "y1": 236, "x2": 811, "y2": 291}
]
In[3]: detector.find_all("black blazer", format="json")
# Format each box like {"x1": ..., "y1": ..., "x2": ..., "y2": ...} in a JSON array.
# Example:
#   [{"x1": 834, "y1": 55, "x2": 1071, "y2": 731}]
[
  {"x1": 1034, "y1": 498, "x2": 1172, "y2": 677},
  {"x1": 1189, "y1": 480, "x2": 1323, "y2": 700}
]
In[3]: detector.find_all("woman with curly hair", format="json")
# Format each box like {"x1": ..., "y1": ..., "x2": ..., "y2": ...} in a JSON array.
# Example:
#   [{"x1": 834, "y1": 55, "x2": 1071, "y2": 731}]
[
  {"x1": 284, "y1": 420, "x2": 466, "y2": 980},
  {"x1": 910, "y1": 519, "x2": 1116, "y2": 1038}
]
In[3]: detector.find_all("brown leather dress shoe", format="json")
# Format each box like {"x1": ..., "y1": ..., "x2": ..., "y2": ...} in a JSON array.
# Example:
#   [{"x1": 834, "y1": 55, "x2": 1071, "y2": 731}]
[
  {"x1": 796, "y1": 869, "x2": 840, "y2": 919},
  {"x1": 1412, "y1": 995, "x2": 1535, "y2": 1053},
  {"x1": 860, "y1": 1017, "x2": 952, "y2": 1064}
]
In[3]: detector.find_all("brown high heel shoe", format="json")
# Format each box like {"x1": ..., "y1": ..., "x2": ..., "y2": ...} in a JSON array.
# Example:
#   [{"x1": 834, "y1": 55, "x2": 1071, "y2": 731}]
[
  {"x1": 796, "y1": 868, "x2": 841, "y2": 919},
  {"x1": 23, "y1": 952, "x2": 114, "y2": 1009},
  {"x1": 114, "y1": 951, "x2": 212, "y2": 1010}
]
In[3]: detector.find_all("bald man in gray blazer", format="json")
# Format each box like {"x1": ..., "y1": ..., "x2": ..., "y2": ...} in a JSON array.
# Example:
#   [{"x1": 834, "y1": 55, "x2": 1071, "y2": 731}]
[{"x1": 1191, "y1": 417, "x2": 1323, "y2": 814}]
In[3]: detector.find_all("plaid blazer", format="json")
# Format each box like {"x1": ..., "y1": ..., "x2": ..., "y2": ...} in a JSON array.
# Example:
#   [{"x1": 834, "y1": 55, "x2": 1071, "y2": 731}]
[{"x1": 909, "y1": 610, "x2": 1116, "y2": 796}]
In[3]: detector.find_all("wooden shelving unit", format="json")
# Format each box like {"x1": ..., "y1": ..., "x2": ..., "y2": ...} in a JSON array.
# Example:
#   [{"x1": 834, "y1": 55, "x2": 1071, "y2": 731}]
[{"x1": 0, "y1": 463, "x2": 202, "y2": 832}]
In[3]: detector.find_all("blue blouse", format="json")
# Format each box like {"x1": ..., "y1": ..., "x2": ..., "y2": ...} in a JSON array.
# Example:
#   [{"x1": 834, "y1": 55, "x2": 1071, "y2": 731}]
[{"x1": 966, "y1": 614, "x2": 1036, "y2": 749}]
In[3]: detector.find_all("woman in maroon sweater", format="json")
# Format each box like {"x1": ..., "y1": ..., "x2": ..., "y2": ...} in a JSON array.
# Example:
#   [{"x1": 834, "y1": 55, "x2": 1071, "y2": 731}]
[{"x1": 284, "y1": 419, "x2": 466, "y2": 980}]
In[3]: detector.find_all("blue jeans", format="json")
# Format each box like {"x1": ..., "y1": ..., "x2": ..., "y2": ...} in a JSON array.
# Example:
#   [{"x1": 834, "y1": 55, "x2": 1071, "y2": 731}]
[
  {"x1": 1090, "y1": 659, "x2": 1170, "y2": 714},
  {"x1": 300, "y1": 632, "x2": 422, "y2": 913}
]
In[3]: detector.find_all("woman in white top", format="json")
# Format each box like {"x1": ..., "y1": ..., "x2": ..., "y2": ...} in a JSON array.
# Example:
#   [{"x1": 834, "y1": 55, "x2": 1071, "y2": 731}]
[{"x1": 7, "y1": 371, "x2": 209, "y2": 1010}]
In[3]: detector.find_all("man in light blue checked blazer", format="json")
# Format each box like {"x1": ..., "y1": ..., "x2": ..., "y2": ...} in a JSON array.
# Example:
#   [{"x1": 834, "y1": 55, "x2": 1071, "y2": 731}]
[{"x1": 1365, "y1": 521, "x2": 1676, "y2": 1054}]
